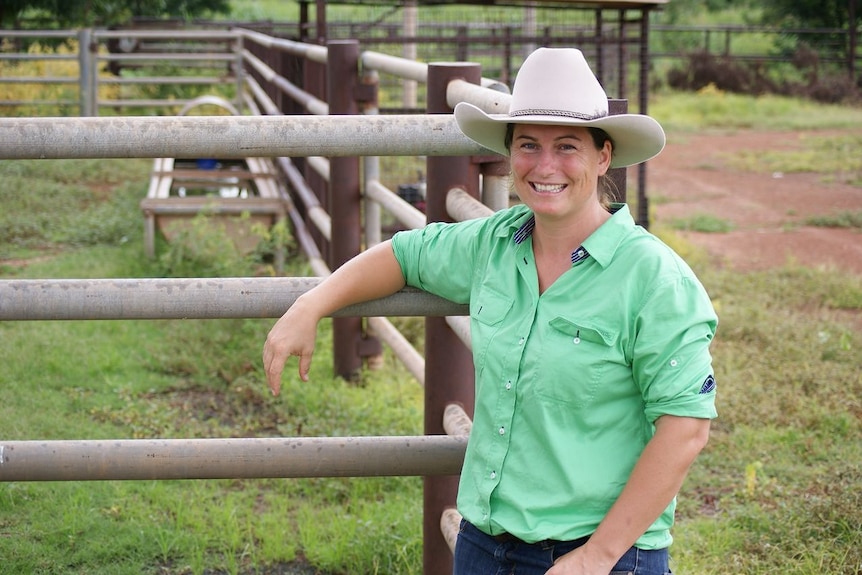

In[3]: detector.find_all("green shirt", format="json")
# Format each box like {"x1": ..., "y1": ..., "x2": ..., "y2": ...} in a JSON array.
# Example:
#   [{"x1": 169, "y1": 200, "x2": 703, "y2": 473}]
[{"x1": 391, "y1": 203, "x2": 717, "y2": 549}]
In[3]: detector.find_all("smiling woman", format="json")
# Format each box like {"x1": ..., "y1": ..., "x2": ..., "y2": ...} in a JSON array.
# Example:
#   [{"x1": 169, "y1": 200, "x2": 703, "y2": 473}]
[{"x1": 263, "y1": 47, "x2": 718, "y2": 575}]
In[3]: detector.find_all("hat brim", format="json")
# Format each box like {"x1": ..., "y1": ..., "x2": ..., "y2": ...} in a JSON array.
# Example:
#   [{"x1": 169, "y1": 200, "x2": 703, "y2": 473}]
[{"x1": 454, "y1": 102, "x2": 666, "y2": 168}]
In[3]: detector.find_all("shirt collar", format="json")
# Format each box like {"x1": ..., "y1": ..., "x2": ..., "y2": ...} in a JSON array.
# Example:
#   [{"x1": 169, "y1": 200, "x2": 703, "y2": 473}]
[{"x1": 510, "y1": 203, "x2": 635, "y2": 268}]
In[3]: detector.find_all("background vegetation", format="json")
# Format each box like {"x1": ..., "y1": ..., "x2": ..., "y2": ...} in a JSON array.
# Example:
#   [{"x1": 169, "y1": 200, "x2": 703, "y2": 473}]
[
  {"x1": 1, "y1": 91, "x2": 861, "y2": 575},
  {"x1": 1, "y1": 2, "x2": 861, "y2": 574}
]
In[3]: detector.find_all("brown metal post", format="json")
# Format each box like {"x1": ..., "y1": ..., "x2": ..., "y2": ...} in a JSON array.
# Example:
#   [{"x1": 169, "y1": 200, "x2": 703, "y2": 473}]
[
  {"x1": 424, "y1": 62, "x2": 481, "y2": 575},
  {"x1": 637, "y1": 10, "x2": 651, "y2": 228},
  {"x1": 327, "y1": 40, "x2": 364, "y2": 380},
  {"x1": 607, "y1": 99, "x2": 628, "y2": 204}
]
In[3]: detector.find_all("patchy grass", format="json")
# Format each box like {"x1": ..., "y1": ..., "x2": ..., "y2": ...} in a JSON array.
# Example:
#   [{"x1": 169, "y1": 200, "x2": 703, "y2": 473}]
[
  {"x1": 666, "y1": 213, "x2": 735, "y2": 233},
  {"x1": 723, "y1": 133, "x2": 862, "y2": 186},
  {"x1": 650, "y1": 86, "x2": 862, "y2": 133},
  {"x1": 805, "y1": 210, "x2": 862, "y2": 230}
]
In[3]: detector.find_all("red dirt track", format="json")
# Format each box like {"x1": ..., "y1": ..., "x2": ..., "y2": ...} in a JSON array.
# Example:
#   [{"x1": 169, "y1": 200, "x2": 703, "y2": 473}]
[{"x1": 646, "y1": 129, "x2": 862, "y2": 275}]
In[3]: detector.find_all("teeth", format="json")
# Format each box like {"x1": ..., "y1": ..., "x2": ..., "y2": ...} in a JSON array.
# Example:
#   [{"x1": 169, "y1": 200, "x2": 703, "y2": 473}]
[{"x1": 533, "y1": 183, "x2": 565, "y2": 192}]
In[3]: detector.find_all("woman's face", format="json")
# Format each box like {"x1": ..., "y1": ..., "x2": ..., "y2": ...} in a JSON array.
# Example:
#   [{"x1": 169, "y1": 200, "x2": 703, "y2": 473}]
[{"x1": 509, "y1": 124, "x2": 611, "y2": 221}]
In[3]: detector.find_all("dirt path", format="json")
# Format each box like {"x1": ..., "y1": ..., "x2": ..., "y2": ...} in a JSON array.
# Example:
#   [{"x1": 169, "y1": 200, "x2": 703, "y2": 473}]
[{"x1": 646, "y1": 129, "x2": 862, "y2": 275}]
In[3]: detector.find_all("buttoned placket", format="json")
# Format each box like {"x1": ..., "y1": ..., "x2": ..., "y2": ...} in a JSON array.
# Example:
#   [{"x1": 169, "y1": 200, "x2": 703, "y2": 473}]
[{"x1": 479, "y1": 238, "x2": 542, "y2": 527}]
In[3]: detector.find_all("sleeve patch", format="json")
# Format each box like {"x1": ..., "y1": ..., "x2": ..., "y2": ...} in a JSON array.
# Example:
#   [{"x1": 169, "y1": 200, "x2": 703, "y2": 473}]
[{"x1": 699, "y1": 374, "x2": 717, "y2": 394}]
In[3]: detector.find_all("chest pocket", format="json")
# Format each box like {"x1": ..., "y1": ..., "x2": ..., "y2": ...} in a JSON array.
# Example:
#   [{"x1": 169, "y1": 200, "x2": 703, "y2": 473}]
[
  {"x1": 535, "y1": 317, "x2": 619, "y2": 408},
  {"x1": 469, "y1": 286, "x2": 514, "y2": 375}
]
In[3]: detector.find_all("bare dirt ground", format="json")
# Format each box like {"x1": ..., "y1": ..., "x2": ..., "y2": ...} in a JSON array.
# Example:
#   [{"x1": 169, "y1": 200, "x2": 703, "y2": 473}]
[{"x1": 646, "y1": 129, "x2": 862, "y2": 275}]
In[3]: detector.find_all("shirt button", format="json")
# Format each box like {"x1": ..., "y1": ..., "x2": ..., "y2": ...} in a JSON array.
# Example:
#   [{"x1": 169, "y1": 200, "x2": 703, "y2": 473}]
[
  {"x1": 505, "y1": 381, "x2": 512, "y2": 390},
  {"x1": 490, "y1": 471, "x2": 497, "y2": 479},
  {"x1": 670, "y1": 359, "x2": 679, "y2": 367},
  {"x1": 573, "y1": 337, "x2": 581, "y2": 344},
  {"x1": 518, "y1": 337, "x2": 525, "y2": 345},
  {"x1": 498, "y1": 426, "x2": 505, "y2": 435}
]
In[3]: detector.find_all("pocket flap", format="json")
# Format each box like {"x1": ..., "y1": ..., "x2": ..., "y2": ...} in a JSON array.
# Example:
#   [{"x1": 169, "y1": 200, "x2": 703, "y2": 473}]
[{"x1": 549, "y1": 317, "x2": 617, "y2": 346}]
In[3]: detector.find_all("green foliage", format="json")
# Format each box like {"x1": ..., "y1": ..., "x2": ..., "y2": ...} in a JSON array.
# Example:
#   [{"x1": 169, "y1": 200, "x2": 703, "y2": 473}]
[
  {"x1": 156, "y1": 212, "x2": 254, "y2": 278},
  {"x1": 759, "y1": 0, "x2": 859, "y2": 31},
  {"x1": 7, "y1": 0, "x2": 230, "y2": 28},
  {"x1": 0, "y1": 159, "x2": 150, "y2": 254},
  {"x1": 667, "y1": 213, "x2": 735, "y2": 233},
  {"x1": 650, "y1": 87, "x2": 862, "y2": 132},
  {"x1": 723, "y1": 133, "x2": 862, "y2": 186},
  {"x1": 2, "y1": 69, "x2": 862, "y2": 575},
  {"x1": 805, "y1": 209, "x2": 862, "y2": 228}
]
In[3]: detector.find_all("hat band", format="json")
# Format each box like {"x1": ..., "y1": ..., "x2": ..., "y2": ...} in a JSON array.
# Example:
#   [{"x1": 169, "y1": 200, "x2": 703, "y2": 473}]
[{"x1": 509, "y1": 108, "x2": 608, "y2": 121}]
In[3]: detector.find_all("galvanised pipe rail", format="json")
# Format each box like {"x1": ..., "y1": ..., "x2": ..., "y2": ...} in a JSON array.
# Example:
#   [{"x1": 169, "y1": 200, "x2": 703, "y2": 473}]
[
  {"x1": 0, "y1": 115, "x2": 484, "y2": 160},
  {"x1": 365, "y1": 178, "x2": 426, "y2": 231},
  {"x1": 242, "y1": 49, "x2": 329, "y2": 115},
  {"x1": 360, "y1": 49, "x2": 510, "y2": 93},
  {"x1": 236, "y1": 28, "x2": 328, "y2": 64},
  {"x1": 0, "y1": 436, "x2": 467, "y2": 482},
  {"x1": 0, "y1": 278, "x2": 467, "y2": 321}
]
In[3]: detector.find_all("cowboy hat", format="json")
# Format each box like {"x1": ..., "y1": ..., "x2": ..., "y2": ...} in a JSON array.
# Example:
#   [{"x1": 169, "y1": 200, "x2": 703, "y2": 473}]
[{"x1": 454, "y1": 47, "x2": 666, "y2": 168}]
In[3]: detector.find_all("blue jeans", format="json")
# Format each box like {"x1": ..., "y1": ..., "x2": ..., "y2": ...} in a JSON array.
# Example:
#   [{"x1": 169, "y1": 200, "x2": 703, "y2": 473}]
[{"x1": 453, "y1": 520, "x2": 671, "y2": 575}]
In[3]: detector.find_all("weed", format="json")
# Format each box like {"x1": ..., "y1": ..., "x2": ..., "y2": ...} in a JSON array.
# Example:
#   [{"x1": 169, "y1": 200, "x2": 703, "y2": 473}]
[
  {"x1": 805, "y1": 210, "x2": 862, "y2": 229},
  {"x1": 667, "y1": 213, "x2": 735, "y2": 233}
]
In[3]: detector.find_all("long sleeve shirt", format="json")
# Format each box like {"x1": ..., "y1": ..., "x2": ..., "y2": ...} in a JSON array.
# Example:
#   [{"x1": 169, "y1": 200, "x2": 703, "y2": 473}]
[{"x1": 391, "y1": 203, "x2": 718, "y2": 549}]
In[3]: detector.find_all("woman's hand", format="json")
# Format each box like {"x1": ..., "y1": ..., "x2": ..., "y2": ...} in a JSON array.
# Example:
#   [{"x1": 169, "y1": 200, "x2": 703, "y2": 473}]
[
  {"x1": 263, "y1": 296, "x2": 322, "y2": 395},
  {"x1": 261, "y1": 240, "x2": 407, "y2": 396},
  {"x1": 545, "y1": 542, "x2": 615, "y2": 575}
]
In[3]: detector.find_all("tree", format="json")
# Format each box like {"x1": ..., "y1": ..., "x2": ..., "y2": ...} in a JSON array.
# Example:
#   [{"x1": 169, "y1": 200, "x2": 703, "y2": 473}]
[
  {"x1": 759, "y1": 0, "x2": 860, "y2": 62},
  {"x1": 1, "y1": 0, "x2": 231, "y2": 28}
]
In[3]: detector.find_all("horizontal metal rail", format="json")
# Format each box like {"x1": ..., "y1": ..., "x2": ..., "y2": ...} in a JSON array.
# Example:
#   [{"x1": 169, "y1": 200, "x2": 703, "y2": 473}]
[
  {"x1": 0, "y1": 278, "x2": 468, "y2": 321},
  {"x1": 236, "y1": 28, "x2": 328, "y2": 64},
  {"x1": 0, "y1": 115, "x2": 484, "y2": 160},
  {"x1": 0, "y1": 435, "x2": 467, "y2": 482}
]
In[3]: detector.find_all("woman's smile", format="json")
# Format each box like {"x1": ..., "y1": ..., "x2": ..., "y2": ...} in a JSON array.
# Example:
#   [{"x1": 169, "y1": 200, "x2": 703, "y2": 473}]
[{"x1": 531, "y1": 182, "x2": 568, "y2": 194}]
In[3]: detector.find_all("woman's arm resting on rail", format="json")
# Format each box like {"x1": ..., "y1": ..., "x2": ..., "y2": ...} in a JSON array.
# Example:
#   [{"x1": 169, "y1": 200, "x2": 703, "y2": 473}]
[
  {"x1": 547, "y1": 415, "x2": 711, "y2": 575},
  {"x1": 262, "y1": 240, "x2": 406, "y2": 395}
]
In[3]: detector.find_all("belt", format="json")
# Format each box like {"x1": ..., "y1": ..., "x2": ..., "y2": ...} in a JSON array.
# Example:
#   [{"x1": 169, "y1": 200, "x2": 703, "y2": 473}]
[
  {"x1": 492, "y1": 532, "x2": 524, "y2": 544},
  {"x1": 491, "y1": 531, "x2": 590, "y2": 547}
]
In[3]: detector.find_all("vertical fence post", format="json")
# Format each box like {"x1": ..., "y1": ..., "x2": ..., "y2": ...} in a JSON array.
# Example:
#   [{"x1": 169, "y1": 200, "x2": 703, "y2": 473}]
[
  {"x1": 607, "y1": 99, "x2": 629, "y2": 204},
  {"x1": 77, "y1": 28, "x2": 95, "y2": 117},
  {"x1": 423, "y1": 61, "x2": 481, "y2": 575},
  {"x1": 327, "y1": 40, "x2": 364, "y2": 380},
  {"x1": 233, "y1": 32, "x2": 244, "y2": 114},
  {"x1": 637, "y1": 10, "x2": 650, "y2": 227}
]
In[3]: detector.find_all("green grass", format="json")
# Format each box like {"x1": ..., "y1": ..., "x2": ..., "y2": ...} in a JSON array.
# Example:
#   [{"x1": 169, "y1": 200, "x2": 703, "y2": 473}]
[
  {"x1": 650, "y1": 87, "x2": 862, "y2": 133},
  {"x1": 666, "y1": 213, "x2": 735, "y2": 233},
  {"x1": 805, "y1": 210, "x2": 862, "y2": 229},
  {"x1": 2, "y1": 91, "x2": 862, "y2": 574},
  {"x1": 0, "y1": 158, "x2": 421, "y2": 574}
]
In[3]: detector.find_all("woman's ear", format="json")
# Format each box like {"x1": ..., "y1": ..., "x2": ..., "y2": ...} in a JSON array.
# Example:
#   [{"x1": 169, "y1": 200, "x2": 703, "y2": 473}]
[{"x1": 597, "y1": 140, "x2": 613, "y2": 176}]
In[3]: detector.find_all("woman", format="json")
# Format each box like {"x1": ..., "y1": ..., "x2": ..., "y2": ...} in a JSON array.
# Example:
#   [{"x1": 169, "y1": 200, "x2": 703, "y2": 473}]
[{"x1": 263, "y1": 48, "x2": 718, "y2": 575}]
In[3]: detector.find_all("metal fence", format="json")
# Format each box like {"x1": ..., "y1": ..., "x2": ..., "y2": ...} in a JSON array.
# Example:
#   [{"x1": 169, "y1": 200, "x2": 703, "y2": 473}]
[{"x1": 0, "y1": 31, "x2": 544, "y2": 573}]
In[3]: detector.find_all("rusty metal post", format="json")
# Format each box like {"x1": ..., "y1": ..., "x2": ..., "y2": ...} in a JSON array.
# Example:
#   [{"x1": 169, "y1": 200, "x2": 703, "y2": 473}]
[
  {"x1": 637, "y1": 9, "x2": 651, "y2": 228},
  {"x1": 423, "y1": 62, "x2": 481, "y2": 575},
  {"x1": 327, "y1": 40, "x2": 364, "y2": 380},
  {"x1": 607, "y1": 99, "x2": 628, "y2": 204}
]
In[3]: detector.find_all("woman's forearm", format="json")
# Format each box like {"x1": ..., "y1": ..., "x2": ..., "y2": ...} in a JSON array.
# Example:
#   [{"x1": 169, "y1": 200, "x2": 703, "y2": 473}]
[
  {"x1": 298, "y1": 240, "x2": 406, "y2": 318},
  {"x1": 590, "y1": 415, "x2": 710, "y2": 563},
  {"x1": 550, "y1": 415, "x2": 711, "y2": 574},
  {"x1": 263, "y1": 240, "x2": 405, "y2": 392}
]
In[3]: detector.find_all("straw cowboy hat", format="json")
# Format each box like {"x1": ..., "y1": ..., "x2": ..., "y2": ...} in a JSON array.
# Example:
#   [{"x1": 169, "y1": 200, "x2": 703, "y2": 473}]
[{"x1": 454, "y1": 47, "x2": 666, "y2": 168}]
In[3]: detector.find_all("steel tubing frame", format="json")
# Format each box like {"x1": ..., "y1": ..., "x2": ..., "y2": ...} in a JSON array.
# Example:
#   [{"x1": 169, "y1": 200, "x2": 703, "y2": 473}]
[
  {"x1": 0, "y1": 114, "x2": 482, "y2": 161},
  {"x1": 0, "y1": 436, "x2": 467, "y2": 482},
  {"x1": 0, "y1": 278, "x2": 467, "y2": 321}
]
